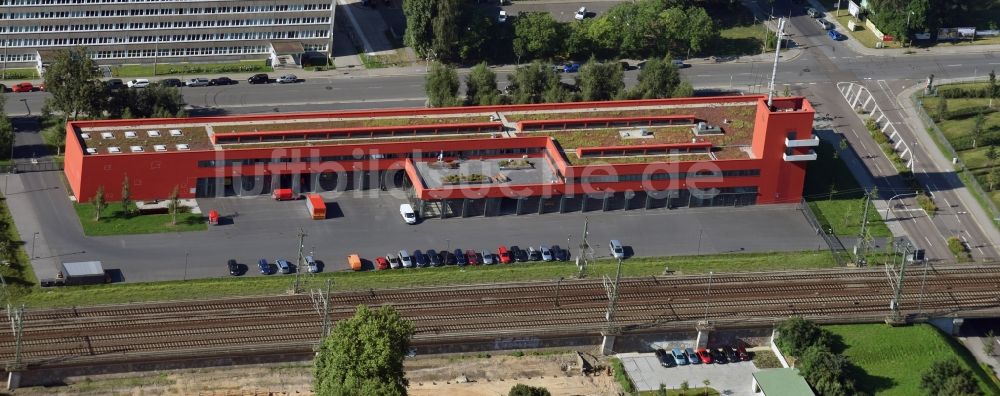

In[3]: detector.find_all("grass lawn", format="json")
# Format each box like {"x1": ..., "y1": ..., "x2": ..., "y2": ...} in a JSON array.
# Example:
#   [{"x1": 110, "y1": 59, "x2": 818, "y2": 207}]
[
  {"x1": 360, "y1": 50, "x2": 409, "y2": 69},
  {"x1": 111, "y1": 60, "x2": 272, "y2": 78},
  {"x1": 639, "y1": 388, "x2": 719, "y2": 396},
  {"x1": 804, "y1": 142, "x2": 891, "y2": 237},
  {"x1": 0, "y1": 68, "x2": 40, "y2": 80},
  {"x1": 824, "y1": 323, "x2": 1000, "y2": 396},
  {"x1": 16, "y1": 250, "x2": 836, "y2": 308},
  {"x1": 835, "y1": 15, "x2": 903, "y2": 49},
  {"x1": 74, "y1": 202, "x2": 206, "y2": 236}
]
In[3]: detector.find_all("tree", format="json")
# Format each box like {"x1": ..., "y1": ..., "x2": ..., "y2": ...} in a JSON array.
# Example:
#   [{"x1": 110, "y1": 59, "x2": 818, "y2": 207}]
[
  {"x1": 672, "y1": 81, "x2": 694, "y2": 98},
  {"x1": 990, "y1": 70, "x2": 998, "y2": 106},
  {"x1": 701, "y1": 379, "x2": 711, "y2": 396},
  {"x1": 314, "y1": 305, "x2": 415, "y2": 396},
  {"x1": 775, "y1": 316, "x2": 834, "y2": 357},
  {"x1": 936, "y1": 98, "x2": 948, "y2": 121},
  {"x1": 403, "y1": 0, "x2": 436, "y2": 57},
  {"x1": 576, "y1": 57, "x2": 624, "y2": 101},
  {"x1": 656, "y1": 384, "x2": 668, "y2": 396},
  {"x1": 120, "y1": 174, "x2": 131, "y2": 218},
  {"x1": 93, "y1": 186, "x2": 106, "y2": 221},
  {"x1": 0, "y1": 95, "x2": 13, "y2": 160},
  {"x1": 43, "y1": 46, "x2": 104, "y2": 120},
  {"x1": 513, "y1": 12, "x2": 562, "y2": 61},
  {"x1": 508, "y1": 383, "x2": 551, "y2": 396},
  {"x1": 41, "y1": 124, "x2": 66, "y2": 156},
  {"x1": 984, "y1": 330, "x2": 996, "y2": 356},
  {"x1": 973, "y1": 111, "x2": 986, "y2": 148},
  {"x1": 431, "y1": 0, "x2": 462, "y2": 62},
  {"x1": 508, "y1": 61, "x2": 559, "y2": 104},
  {"x1": 989, "y1": 166, "x2": 1000, "y2": 192},
  {"x1": 920, "y1": 359, "x2": 982, "y2": 396},
  {"x1": 168, "y1": 185, "x2": 180, "y2": 225},
  {"x1": 628, "y1": 57, "x2": 680, "y2": 99},
  {"x1": 986, "y1": 145, "x2": 998, "y2": 166},
  {"x1": 680, "y1": 380, "x2": 690, "y2": 395},
  {"x1": 425, "y1": 62, "x2": 460, "y2": 108},
  {"x1": 798, "y1": 346, "x2": 860, "y2": 396},
  {"x1": 683, "y1": 6, "x2": 718, "y2": 55},
  {"x1": 465, "y1": 62, "x2": 502, "y2": 106}
]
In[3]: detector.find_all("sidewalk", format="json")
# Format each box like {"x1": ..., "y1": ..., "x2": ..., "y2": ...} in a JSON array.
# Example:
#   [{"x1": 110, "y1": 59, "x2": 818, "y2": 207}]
[{"x1": 807, "y1": 0, "x2": 1000, "y2": 57}]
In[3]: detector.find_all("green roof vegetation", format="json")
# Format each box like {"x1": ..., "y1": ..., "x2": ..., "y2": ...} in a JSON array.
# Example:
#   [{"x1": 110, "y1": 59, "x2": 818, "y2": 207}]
[{"x1": 752, "y1": 368, "x2": 814, "y2": 396}]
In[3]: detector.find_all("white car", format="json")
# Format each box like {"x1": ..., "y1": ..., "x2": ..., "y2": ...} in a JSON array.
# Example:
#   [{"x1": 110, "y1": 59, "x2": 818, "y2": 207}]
[
  {"x1": 126, "y1": 78, "x2": 149, "y2": 88},
  {"x1": 305, "y1": 255, "x2": 319, "y2": 273},
  {"x1": 185, "y1": 78, "x2": 209, "y2": 87},
  {"x1": 400, "y1": 204, "x2": 417, "y2": 224},
  {"x1": 277, "y1": 74, "x2": 298, "y2": 84},
  {"x1": 574, "y1": 6, "x2": 586, "y2": 20},
  {"x1": 498, "y1": 10, "x2": 507, "y2": 23},
  {"x1": 398, "y1": 250, "x2": 414, "y2": 269},
  {"x1": 610, "y1": 239, "x2": 625, "y2": 259}
]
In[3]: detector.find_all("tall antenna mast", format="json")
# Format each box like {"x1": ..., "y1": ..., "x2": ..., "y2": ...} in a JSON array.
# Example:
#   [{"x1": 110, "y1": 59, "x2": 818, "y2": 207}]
[{"x1": 766, "y1": 18, "x2": 787, "y2": 107}]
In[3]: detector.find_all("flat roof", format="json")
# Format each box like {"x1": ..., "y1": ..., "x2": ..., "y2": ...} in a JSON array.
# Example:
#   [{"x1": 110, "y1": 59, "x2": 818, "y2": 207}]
[
  {"x1": 70, "y1": 97, "x2": 781, "y2": 165},
  {"x1": 753, "y1": 368, "x2": 815, "y2": 396},
  {"x1": 413, "y1": 158, "x2": 558, "y2": 188}
]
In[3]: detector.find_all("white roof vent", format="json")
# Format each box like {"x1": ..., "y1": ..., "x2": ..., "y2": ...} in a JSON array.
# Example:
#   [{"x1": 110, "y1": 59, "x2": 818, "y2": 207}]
[
  {"x1": 107, "y1": 146, "x2": 121, "y2": 154},
  {"x1": 85, "y1": 148, "x2": 97, "y2": 154},
  {"x1": 124, "y1": 131, "x2": 137, "y2": 138},
  {"x1": 169, "y1": 129, "x2": 182, "y2": 137},
  {"x1": 153, "y1": 144, "x2": 167, "y2": 152},
  {"x1": 176, "y1": 144, "x2": 190, "y2": 151},
  {"x1": 130, "y1": 146, "x2": 144, "y2": 153},
  {"x1": 101, "y1": 132, "x2": 114, "y2": 139},
  {"x1": 147, "y1": 130, "x2": 161, "y2": 137},
  {"x1": 80, "y1": 133, "x2": 91, "y2": 139}
]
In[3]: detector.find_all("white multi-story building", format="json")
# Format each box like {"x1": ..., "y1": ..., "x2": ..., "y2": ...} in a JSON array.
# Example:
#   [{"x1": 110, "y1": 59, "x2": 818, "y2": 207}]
[{"x1": 0, "y1": 0, "x2": 336, "y2": 70}]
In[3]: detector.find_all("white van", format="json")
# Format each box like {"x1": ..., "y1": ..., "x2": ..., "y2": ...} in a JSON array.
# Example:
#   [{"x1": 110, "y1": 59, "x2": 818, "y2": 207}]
[
  {"x1": 609, "y1": 240, "x2": 625, "y2": 259},
  {"x1": 126, "y1": 78, "x2": 150, "y2": 88},
  {"x1": 400, "y1": 204, "x2": 418, "y2": 224}
]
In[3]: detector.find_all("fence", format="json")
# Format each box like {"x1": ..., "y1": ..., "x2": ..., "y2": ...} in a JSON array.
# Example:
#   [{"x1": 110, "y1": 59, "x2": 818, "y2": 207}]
[
  {"x1": 911, "y1": 93, "x2": 1000, "y2": 227},
  {"x1": 799, "y1": 198, "x2": 851, "y2": 266},
  {"x1": 0, "y1": 160, "x2": 63, "y2": 174}
]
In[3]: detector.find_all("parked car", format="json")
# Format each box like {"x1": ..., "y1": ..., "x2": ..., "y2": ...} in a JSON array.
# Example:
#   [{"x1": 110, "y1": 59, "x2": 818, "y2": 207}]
[
  {"x1": 440, "y1": 250, "x2": 458, "y2": 266},
  {"x1": 619, "y1": 61, "x2": 633, "y2": 71},
  {"x1": 562, "y1": 63, "x2": 581, "y2": 73},
  {"x1": 540, "y1": 246, "x2": 553, "y2": 261},
  {"x1": 37, "y1": 82, "x2": 44, "y2": 91},
  {"x1": 12, "y1": 82, "x2": 33, "y2": 92},
  {"x1": 126, "y1": 78, "x2": 150, "y2": 88},
  {"x1": 713, "y1": 347, "x2": 729, "y2": 364},
  {"x1": 672, "y1": 348, "x2": 689, "y2": 365},
  {"x1": 387, "y1": 254, "x2": 402, "y2": 269},
  {"x1": 498, "y1": 10, "x2": 507, "y2": 23},
  {"x1": 465, "y1": 249, "x2": 479, "y2": 265},
  {"x1": 671, "y1": 59, "x2": 689, "y2": 68},
  {"x1": 481, "y1": 250, "x2": 495, "y2": 265},
  {"x1": 817, "y1": 18, "x2": 834, "y2": 30},
  {"x1": 258, "y1": 259, "x2": 272, "y2": 275},
  {"x1": 806, "y1": 7, "x2": 821, "y2": 18},
  {"x1": 399, "y1": 250, "x2": 414, "y2": 268},
  {"x1": 427, "y1": 249, "x2": 443, "y2": 267},
  {"x1": 552, "y1": 245, "x2": 570, "y2": 261},
  {"x1": 185, "y1": 78, "x2": 210, "y2": 87},
  {"x1": 574, "y1": 6, "x2": 586, "y2": 20},
  {"x1": 210, "y1": 76, "x2": 236, "y2": 86},
  {"x1": 275, "y1": 259, "x2": 292, "y2": 274},
  {"x1": 375, "y1": 256, "x2": 390, "y2": 270},
  {"x1": 498, "y1": 246, "x2": 512, "y2": 264},
  {"x1": 511, "y1": 246, "x2": 529, "y2": 262},
  {"x1": 454, "y1": 249, "x2": 468, "y2": 266},
  {"x1": 828, "y1": 29, "x2": 845, "y2": 41},
  {"x1": 695, "y1": 348, "x2": 713, "y2": 364},
  {"x1": 527, "y1": 246, "x2": 542, "y2": 261},
  {"x1": 609, "y1": 239, "x2": 625, "y2": 259},
  {"x1": 159, "y1": 78, "x2": 183, "y2": 87},
  {"x1": 277, "y1": 74, "x2": 298, "y2": 83},
  {"x1": 413, "y1": 250, "x2": 430, "y2": 268},
  {"x1": 654, "y1": 348, "x2": 676, "y2": 367},
  {"x1": 685, "y1": 348, "x2": 701, "y2": 365},
  {"x1": 305, "y1": 255, "x2": 319, "y2": 273},
  {"x1": 227, "y1": 259, "x2": 240, "y2": 276},
  {"x1": 0, "y1": 84, "x2": 7, "y2": 92},
  {"x1": 737, "y1": 344, "x2": 751, "y2": 361},
  {"x1": 105, "y1": 79, "x2": 125, "y2": 90},
  {"x1": 724, "y1": 345, "x2": 740, "y2": 362},
  {"x1": 400, "y1": 204, "x2": 418, "y2": 224},
  {"x1": 248, "y1": 73, "x2": 270, "y2": 84}
]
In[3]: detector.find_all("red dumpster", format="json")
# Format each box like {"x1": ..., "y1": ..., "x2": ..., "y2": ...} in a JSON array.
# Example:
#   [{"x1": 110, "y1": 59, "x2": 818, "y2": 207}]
[
  {"x1": 208, "y1": 210, "x2": 219, "y2": 225},
  {"x1": 305, "y1": 194, "x2": 326, "y2": 220},
  {"x1": 271, "y1": 188, "x2": 298, "y2": 201}
]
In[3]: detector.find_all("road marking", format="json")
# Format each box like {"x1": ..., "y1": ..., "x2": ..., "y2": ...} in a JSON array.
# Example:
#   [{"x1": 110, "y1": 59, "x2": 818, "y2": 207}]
[
  {"x1": 946, "y1": 64, "x2": 963, "y2": 67},
  {"x1": 924, "y1": 236, "x2": 933, "y2": 247},
  {"x1": 696, "y1": 75, "x2": 712, "y2": 77},
  {"x1": 990, "y1": 63, "x2": 1000, "y2": 65},
  {"x1": 943, "y1": 197, "x2": 953, "y2": 208}
]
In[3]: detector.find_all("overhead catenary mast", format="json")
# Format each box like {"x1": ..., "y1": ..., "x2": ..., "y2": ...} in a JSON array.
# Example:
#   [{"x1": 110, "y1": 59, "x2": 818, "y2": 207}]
[{"x1": 766, "y1": 18, "x2": 787, "y2": 107}]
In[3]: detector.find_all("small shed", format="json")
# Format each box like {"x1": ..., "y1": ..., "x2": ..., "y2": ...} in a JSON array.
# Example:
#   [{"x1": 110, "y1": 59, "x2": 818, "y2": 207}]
[{"x1": 751, "y1": 368, "x2": 815, "y2": 396}]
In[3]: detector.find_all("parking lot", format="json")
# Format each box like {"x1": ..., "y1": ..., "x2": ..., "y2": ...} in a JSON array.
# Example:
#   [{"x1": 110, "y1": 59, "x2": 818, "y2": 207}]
[
  {"x1": 618, "y1": 351, "x2": 759, "y2": 395},
  {"x1": 11, "y1": 172, "x2": 825, "y2": 283},
  {"x1": 500, "y1": 0, "x2": 620, "y2": 23}
]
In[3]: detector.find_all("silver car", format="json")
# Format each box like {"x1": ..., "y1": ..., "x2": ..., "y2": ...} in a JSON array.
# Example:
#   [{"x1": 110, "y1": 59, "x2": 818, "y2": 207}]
[
  {"x1": 399, "y1": 250, "x2": 414, "y2": 268},
  {"x1": 305, "y1": 255, "x2": 319, "y2": 273},
  {"x1": 540, "y1": 246, "x2": 553, "y2": 261},
  {"x1": 277, "y1": 74, "x2": 298, "y2": 84},
  {"x1": 481, "y1": 250, "x2": 495, "y2": 265},
  {"x1": 185, "y1": 78, "x2": 209, "y2": 87}
]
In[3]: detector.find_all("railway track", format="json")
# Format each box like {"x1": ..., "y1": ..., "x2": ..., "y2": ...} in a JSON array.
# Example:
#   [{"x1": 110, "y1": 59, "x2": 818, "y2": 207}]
[{"x1": 1, "y1": 264, "x2": 998, "y2": 368}]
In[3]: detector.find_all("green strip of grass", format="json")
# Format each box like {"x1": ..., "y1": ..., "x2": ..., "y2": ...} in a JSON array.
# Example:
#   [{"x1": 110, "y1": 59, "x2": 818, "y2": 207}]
[
  {"x1": 639, "y1": 388, "x2": 719, "y2": 396},
  {"x1": 0, "y1": 68, "x2": 40, "y2": 80},
  {"x1": 17, "y1": 250, "x2": 836, "y2": 308},
  {"x1": 74, "y1": 202, "x2": 207, "y2": 236},
  {"x1": 111, "y1": 60, "x2": 272, "y2": 78},
  {"x1": 824, "y1": 323, "x2": 1000, "y2": 396},
  {"x1": 805, "y1": 142, "x2": 892, "y2": 237}
]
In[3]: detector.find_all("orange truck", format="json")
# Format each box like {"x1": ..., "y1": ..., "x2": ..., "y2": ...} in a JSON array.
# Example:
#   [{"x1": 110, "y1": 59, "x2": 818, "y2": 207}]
[
  {"x1": 347, "y1": 254, "x2": 362, "y2": 271},
  {"x1": 305, "y1": 194, "x2": 326, "y2": 220},
  {"x1": 271, "y1": 188, "x2": 298, "y2": 201}
]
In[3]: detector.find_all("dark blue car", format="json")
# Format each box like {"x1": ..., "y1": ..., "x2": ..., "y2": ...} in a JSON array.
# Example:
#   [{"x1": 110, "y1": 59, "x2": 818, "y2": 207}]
[
  {"x1": 454, "y1": 249, "x2": 468, "y2": 266},
  {"x1": 828, "y1": 30, "x2": 845, "y2": 41},
  {"x1": 258, "y1": 259, "x2": 272, "y2": 275},
  {"x1": 562, "y1": 63, "x2": 581, "y2": 73}
]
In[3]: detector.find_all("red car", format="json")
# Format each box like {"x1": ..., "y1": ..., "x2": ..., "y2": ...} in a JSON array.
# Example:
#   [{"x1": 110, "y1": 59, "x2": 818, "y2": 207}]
[
  {"x1": 695, "y1": 348, "x2": 713, "y2": 364},
  {"x1": 497, "y1": 246, "x2": 512, "y2": 264},
  {"x1": 374, "y1": 256, "x2": 390, "y2": 270},
  {"x1": 12, "y1": 82, "x2": 33, "y2": 92},
  {"x1": 465, "y1": 249, "x2": 479, "y2": 265},
  {"x1": 737, "y1": 344, "x2": 751, "y2": 361}
]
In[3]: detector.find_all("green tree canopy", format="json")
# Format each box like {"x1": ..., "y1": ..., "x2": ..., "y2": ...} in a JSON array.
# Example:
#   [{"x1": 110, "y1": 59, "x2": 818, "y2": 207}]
[
  {"x1": 403, "y1": 0, "x2": 437, "y2": 56},
  {"x1": 920, "y1": 359, "x2": 983, "y2": 396},
  {"x1": 513, "y1": 12, "x2": 562, "y2": 61},
  {"x1": 431, "y1": 0, "x2": 463, "y2": 62},
  {"x1": 508, "y1": 61, "x2": 559, "y2": 104},
  {"x1": 576, "y1": 57, "x2": 624, "y2": 101},
  {"x1": 627, "y1": 57, "x2": 680, "y2": 99},
  {"x1": 425, "y1": 62, "x2": 460, "y2": 107},
  {"x1": 0, "y1": 94, "x2": 13, "y2": 160},
  {"x1": 775, "y1": 316, "x2": 835, "y2": 357},
  {"x1": 43, "y1": 46, "x2": 104, "y2": 119},
  {"x1": 508, "y1": 383, "x2": 551, "y2": 396},
  {"x1": 798, "y1": 346, "x2": 860, "y2": 396},
  {"x1": 465, "y1": 62, "x2": 502, "y2": 106},
  {"x1": 672, "y1": 81, "x2": 694, "y2": 98},
  {"x1": 105, "y1": 84, "x2": 186, "y2": 119},
  {"x1": 314, "y1": 305, "x2": 416, "y2": 396}
]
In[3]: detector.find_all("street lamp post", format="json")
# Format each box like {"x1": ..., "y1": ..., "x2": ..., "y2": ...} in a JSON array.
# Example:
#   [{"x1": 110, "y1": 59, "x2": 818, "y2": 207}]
[
  {"x1": 183, "y1": 250, "x2": 189, "y2": 281},
  {"x1": 885, "y1": 192, "x2": 918, "y2": 220},
  {"x1": 30, "y1": 232, "x2": 38, "y2": 259}
]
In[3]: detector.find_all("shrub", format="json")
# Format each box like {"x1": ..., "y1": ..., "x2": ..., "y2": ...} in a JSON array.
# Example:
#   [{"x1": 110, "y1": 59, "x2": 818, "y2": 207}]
[
  {"x1": 609, "y1": 357, "x2": 635, "y2": 394},
  {"x1": 776, "y1": 316, "x2": 835, "y2": 357},
  {"x1": 917, "y1": 194, "x2": 937, "y2": 216},
  {"x1": 947, "y1": 236, "x2": 971, "y2": 261}
]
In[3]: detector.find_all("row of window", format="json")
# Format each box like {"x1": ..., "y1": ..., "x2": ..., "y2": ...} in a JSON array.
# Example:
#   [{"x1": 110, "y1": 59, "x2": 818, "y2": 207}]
[
  {"x1": 2, "y1": 17, "x2": 330, "y2": 33},
  {"x1": 196, "y1": 148, "x2": 544, "y2": 168},
  {"x1": 572, "y1": 169, "x2": 761, "y2": 183},
  {"x1": 5, "y1": 0, "x2": 325, "y2": 4},
  {"x1": 0, "y1": 44, "x2": 329, "y2": 62},
  {"x1": 4, "y1": 30, "x2": 330, "y2": 47},
  {"x1": 0, "y1": 53, "x2": 34, "y2": 61},
  {"x1": 1, "y1": 4, "x2": 331, "y2": 19}
]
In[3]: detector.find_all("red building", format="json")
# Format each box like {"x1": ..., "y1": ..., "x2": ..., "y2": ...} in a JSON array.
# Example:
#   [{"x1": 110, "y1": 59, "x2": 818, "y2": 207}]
[{"x1": 63, "y1": 95, "x2": 817, "y2": 218}]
